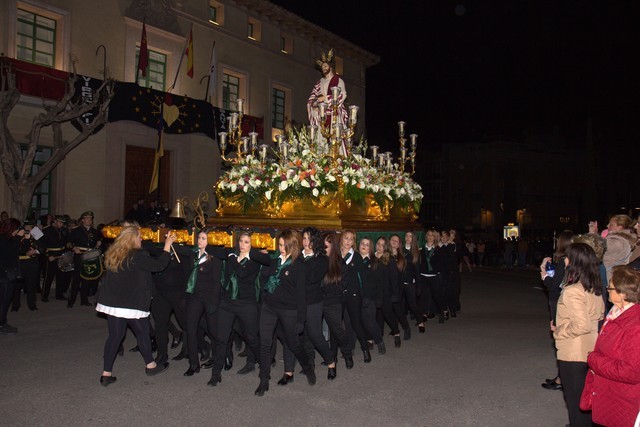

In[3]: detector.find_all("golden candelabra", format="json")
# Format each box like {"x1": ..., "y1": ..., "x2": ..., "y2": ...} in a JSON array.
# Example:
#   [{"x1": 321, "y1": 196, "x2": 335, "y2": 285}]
[
  {"x1": 396, "y1": 121, "x2": 417, "y2": 175},
  {"x1": 218, "y1": 98, "x2": 259, "y2": 164}
]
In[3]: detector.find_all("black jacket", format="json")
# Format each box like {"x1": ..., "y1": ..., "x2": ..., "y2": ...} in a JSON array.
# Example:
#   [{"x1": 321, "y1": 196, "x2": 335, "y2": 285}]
[
  {"x1": 97, "y1": 249, "x2": 170, "y2": 311},
  {"x1": 302, "y1": 254, "x2": 327, "y2": 305},
  {"x1": 264, "y1": 256, "x2": 306, "y2": 323}
]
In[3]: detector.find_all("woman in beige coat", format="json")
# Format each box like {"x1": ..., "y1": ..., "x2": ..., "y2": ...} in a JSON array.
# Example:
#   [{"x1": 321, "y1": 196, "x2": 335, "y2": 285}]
[{"x1": 552, "y1": 242, "x2": 605, "y2": 427}]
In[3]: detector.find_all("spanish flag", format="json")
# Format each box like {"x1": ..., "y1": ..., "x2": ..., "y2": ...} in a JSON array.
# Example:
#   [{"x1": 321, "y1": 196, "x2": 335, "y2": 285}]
[
  {"x1": 137, "y1": 21, "x2": 149, "y2": 78},
  {"x1": 185, "y1": 29, "x2": 194, "y2": 78}
]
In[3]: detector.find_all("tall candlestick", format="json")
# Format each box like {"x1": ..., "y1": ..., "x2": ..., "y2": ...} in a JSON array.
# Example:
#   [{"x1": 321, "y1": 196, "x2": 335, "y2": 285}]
[
  {"x1": 334, "y1": 124, "x2": 341, "y2": 140},
  {"x1": 241, "y1": 136, "x2": 249, "y2": 154},
  {"x1": 218, "y1": 132, "x2": 228, "y2": 150},
  {"x1": 331, "y1": 86, "x2": 340, "y2": 102},
  {"x1": 378, "y1": 153, "x2": 386, "y2": 167},
  {"x1": 319, "y1": 102, "x2": 326, "y2": 119},
  {"x1": 259, "y1": 144, "x2": 267, "y2": 163},
  {"x1": 249, "y1": 132, "x2": 258, "y2": 152},
  {"x1": 349, "y1": 105, "x2": 359, "y2": 124},
  {"x1": 230, "y1": 112, "x2": 238, "y2": 128},
  {"x1": 370, "y1": 145, "x2": 379, "y2": 163},
  {"x1": 398, "y1": 121, "x2": 405, "y2": 136},
  {"x1": 400, "y1": 147, "x2": 407, "y2": 162},
  {"x1": 236, "y1": 98, "x2": 244, "y2": 114},
  {"x1": 409, "y1": 134, "x2": 417, "y2": 151},
  {"x1": 309, "y1": 125, "x2": 316, "y2": 142}
]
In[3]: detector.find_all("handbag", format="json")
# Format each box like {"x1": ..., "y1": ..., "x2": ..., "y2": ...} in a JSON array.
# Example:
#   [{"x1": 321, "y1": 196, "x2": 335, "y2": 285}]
[{"x1": 579, "y1": 369, "x2": 596, "y2": 410}]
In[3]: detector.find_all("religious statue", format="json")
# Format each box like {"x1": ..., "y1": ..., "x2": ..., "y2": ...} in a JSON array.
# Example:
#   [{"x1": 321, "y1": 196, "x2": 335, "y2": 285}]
[{"x1": 306, "y1": 49, "x2": 348, "y2": 129}]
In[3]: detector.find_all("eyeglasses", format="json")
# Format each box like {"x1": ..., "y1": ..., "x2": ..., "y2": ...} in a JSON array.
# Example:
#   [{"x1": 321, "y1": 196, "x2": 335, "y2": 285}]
[{"x1": 606, "y1": 287, "x2": 617, "y2": 291}]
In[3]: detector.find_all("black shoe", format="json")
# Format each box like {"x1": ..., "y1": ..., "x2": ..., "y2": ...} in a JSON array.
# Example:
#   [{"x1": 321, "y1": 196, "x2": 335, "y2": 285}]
[
  {"x1": 199, "y1": 342, "x2": 211, "y2": 362},
  {"x1": 66, "y1": 303, "x2": 73, "y2": 308},
  {"x1": 254, "y1": 382, "x2": 269, "y2": 396},
  {"x1": 541, "y1": 381, "x2": 563, "y2": 391},
  {"x1": 327, "y1": 366, "x2": 336, "y2": 380},
  {"x1": 394, "y1": 335, "x2": 401, "y2": 348},
  {"x1": 170, "y1": 333, "x2": 183, "y2": 349},
  {"x1": 377, "y1": 342, "x2": 386, "y2": 355},
  {"x1": 0, "y1": 323, "x2": 18, "y2": 335},
  {"x1": 183, "y1": 366, "x2": 200, "y2": 376},
  {"x1": 155, "y1": 353, "x2": 169, "y2": 365},
  {"x1": 345, "y1": 356, "x2": 354, "y2": 369},
  {"x1": 207, "y1": 373, "x2": 222, "y2": 387},
  {"x1": 427, "y1": 312, "x2": 435, "y2": 319},
  {"x1": 306, "y1": 369, "x2": 316, "y2": 385},
  {"x1": 146, "y1": 362, "x2": 169, "y2": 376},
  {"x1": 172, "y1": 351, "x2": 187, "y2": 361},
  {"x1": 224, "y1": 356, "x2": 233, "y2": 371},
  {"x1": 41, "y1": 297, "x2": 49, "y2": 303},
  {"x1": 277, "y1": 374, "x2": 294, "y2": 385},
  {"x1": 201, "y1": 359, "x2": 214, "y2": 369},
  {"x1": 545, "y1": 376, "x2": 559, "y2": 384},
  {"x1": 129, "y1": 345, "x2": 139, "y2": 353},
  {"x1": 237, "y1": 363, "x2": 255, "y2": 375},
  {"x1": 403, "y1": 328, "x2": 411, "y2": 340},
  {"x1": 100, "y1": 375, "x2": 117, "y2": 386},
  {"x1": 363, "y1": 349, "x2": 371, "y2": 363}
]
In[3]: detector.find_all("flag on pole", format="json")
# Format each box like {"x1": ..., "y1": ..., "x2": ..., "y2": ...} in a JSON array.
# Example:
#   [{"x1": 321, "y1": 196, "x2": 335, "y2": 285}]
[
  {"x1": 137, "y1": 21, "x2": 149, "y2": 79},
  {"x1": 149, "y1": 108, "x2": 165, "y2": 194},
  {"x1": 185, "y1": 29, "x2": 194, "y2": 78},
  {"x1": 207, "y1": 42, "x2": 217, "y2": 102}
]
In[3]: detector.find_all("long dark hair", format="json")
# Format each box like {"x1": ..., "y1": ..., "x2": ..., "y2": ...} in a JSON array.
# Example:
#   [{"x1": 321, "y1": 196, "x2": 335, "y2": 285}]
[
  {"x1": 554, "y1": 230, "x2": 574, "y2": 262},
  {"x1": 303, "y1": 227, "x2": 324, "y2": 255},
  {"x1": 564, "y1": 242, "x2": 602, "y2": 296},
  {"x1": 322, "y1": 231, "x2": 342, "y2": 286},
  {"x1": 390, "y1": 234, "x2": 406, "y2": 272}
]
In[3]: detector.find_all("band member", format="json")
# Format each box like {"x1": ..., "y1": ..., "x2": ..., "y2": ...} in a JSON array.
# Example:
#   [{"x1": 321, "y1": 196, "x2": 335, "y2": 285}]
[
  {"x1": 12, "y1": 220, "x2": 41, "y2": 311},
  {"x1": 67, "y1": 211, "x2": 103, "y2": 308},
  {"x1": 41, "y1": 215, "x2": 71, "y2": 302}
]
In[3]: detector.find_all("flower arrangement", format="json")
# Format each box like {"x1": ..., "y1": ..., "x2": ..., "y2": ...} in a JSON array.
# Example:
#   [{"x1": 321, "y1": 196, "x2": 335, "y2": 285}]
[{"x1": 215, "y1": 128, "x2": 423, "y2": 214}]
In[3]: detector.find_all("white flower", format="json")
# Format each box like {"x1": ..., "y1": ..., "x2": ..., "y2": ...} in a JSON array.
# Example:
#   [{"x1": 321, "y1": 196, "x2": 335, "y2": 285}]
[
  {"x1": 279, "y1": 181, "x2": 289, "y2": 191},
  {"x1": 312, "y1": 188, "x2": 319, "y2": 197},
  {"x1": 230, "y1": 184, "x2": 237, "y2": 193},
  {"x1": 300, "y1": 179, "x2": 310, "y2": 188},
  {"x1": 265, "y1": 189, "x2": 273, "y2": 200}
]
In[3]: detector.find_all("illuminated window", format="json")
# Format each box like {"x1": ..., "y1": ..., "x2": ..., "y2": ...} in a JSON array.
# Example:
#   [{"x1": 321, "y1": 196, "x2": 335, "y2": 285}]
[
  {"x1": 280, "y1": 33, "x2": 293, "y2": 54},
  {"x1": 16, "y1": 8, "x2": 56, "y2": 67},
  {"x1": 247, "y1": 17, "x2": 261, "y2": 41},
  {"x1": 209, "y1": 1, "x2": 224, "y2": 25},
  {"x1": 222, "y1": 73, "x2": 240, "y2": 110},
  {"x1": 272, "y1": 88, "x2": 285, "y2": 129},
  {"x1": 136, "y1": 48, "x2": 167, "y2": 90}
]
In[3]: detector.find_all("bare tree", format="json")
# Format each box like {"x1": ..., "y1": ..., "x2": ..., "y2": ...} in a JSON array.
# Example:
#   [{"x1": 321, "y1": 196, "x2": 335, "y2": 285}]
[{"x1": 0, "y1": 58, "x2": 114, "y2": 219}]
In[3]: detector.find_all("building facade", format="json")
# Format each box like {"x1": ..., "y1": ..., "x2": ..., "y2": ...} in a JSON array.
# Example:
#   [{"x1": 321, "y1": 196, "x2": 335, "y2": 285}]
[{"x1": 0, "y1": 0, "x2": 379, "y2": 223}]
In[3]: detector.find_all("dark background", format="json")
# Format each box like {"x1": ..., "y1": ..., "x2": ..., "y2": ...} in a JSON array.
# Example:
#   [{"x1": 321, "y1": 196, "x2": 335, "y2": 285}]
[{"x1": 272, "y1": 0, "x2": 638, "y2": 153}]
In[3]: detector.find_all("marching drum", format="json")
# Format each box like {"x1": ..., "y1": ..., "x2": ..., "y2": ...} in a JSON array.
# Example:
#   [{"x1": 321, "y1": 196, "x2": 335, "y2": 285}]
[
  {"x1": 80, "y1": 249, "x2": 103, "y2": 280},
  {"x1": 57, "y1": 252, "x2": 75, "y2": 272}
]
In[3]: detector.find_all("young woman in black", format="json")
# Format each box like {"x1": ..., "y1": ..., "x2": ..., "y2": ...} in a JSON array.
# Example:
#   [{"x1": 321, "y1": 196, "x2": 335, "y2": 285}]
[
  {"x1": 389, "y1": 234, "x2": 414, "y2": 340},
  {"x1": 357, "y1": 237, "x2": 386, "y2": 356},
  {"x1": 278, "y1": 227, "x2": 338, "y2": 383},
  {"x1": 419, "y1": 229, "x2": 447, "y2": 323},
  {"x1": 255, "y1": 229, "x2": 315, "y2": 396},
  {"x1": 208, "y1": 231, "x2": 271, "y2": 386},
  {"x1": 374, "y1": 236, "x2": 402, "y2": 348}
]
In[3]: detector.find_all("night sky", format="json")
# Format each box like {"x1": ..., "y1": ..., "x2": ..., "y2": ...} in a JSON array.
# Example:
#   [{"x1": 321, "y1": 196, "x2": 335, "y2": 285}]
[{"x1": 271, "y1": 1, "x2": 638, "y2": 153}]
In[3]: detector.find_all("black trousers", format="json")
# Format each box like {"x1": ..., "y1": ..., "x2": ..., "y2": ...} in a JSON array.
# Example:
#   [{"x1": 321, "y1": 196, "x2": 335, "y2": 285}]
[
  {"x1": 68, "y1": 259, "x2": 90, "y2": 306},
  {"x1": 325, "y1": 301, "x2": 352, "y2": 360},
  {"x1": 0, "y1": 278, "x2": 18, "y2": 325},
  {"x1": 212, "y1": 299, "x2": 260, "y2": 375},
  {"x1": 259, "y1": 303, "x2": 311, "y2": 382},
  {"x1": 185, "y1": 295, "x2": 218, "y2": 369},
  {"x1": 361, "y1": 297, "x2": 383, "y2": 344},
  {"x1": 103, "y1": 315, "x2": 153, "y2": 372},
  {"x1": 151, "y1": 288, "x2": 187, "y2": 358},
  {"x1": 392, "y1": 299, "x2": 410, "y2": 331},
  {"x1": 558, "y1": 360, "x2": 592, "y2": 427},
  {"x1": 282, "y1": 301, "x2": 333, "y2": 372},
  {"x1": 423, "y1": 275, "x2": 446, "y2": 315},
  {"x1": 42, "y1": 259, "x2": 71, "y2": 300},
  {"x1": 343, "y1": 293, "x2": 370, "y2": 352},
  {"x1": 377, "y1": 295, "x2": 400, "y2": 335},
  {"x1": 402, "y1": 281, "x2": 420, "y2": 321},
  {"x1": 13, "y1": 259, "x2": 39, "y2": 310}
]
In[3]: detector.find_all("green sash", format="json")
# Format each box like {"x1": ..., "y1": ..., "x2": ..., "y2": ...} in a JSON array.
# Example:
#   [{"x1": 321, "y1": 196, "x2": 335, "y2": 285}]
[
  {"x1": 186, "y1": 250, "x2": 207, "y2": 294},
  {"x1": 264, "y1": 257, "x2": 291, "y2": 295}
]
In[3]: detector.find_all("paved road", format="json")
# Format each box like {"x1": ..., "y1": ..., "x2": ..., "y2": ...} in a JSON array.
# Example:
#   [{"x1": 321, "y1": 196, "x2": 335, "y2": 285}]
[{"x1": 0, "y1": 268, "x2": 567, "y2": 426}]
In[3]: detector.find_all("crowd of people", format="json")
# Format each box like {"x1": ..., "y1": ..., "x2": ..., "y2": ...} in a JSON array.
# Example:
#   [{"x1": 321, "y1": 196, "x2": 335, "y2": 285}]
[{"x1": 539, "y1": 214, "x2": 640, "y2": 427}]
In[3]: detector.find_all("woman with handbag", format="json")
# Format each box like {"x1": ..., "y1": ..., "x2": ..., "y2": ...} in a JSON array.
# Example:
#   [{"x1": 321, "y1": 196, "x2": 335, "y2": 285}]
[
  {"x1": 95, "y1": 226, "x2": 177, "y2": 386},
  {"x1": 580, "y1": 265, "x2": 640, "y2": 427},
  {"x1": 552, "y1": 242, "x2": 605, "y2": 427}
]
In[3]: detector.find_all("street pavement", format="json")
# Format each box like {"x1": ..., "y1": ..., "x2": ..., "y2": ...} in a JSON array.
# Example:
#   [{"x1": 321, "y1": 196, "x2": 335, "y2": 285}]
[{"x1": 0, "y1": 267, "x2": 568, "y2": 426}]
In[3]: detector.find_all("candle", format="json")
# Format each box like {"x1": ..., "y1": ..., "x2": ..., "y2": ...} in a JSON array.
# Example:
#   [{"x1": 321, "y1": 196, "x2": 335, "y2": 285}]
[
  {"x1": 319, "y1": 102, "x2": 326, "y2": 118},
  {"x1": 282, "y1": 143, "x2": 289, "y2": 160},
  {"x1": 370, "y1": 145, "x2": 379, "y2": 160},
  {"x1": 410, "y1": 134, "x2": 417, "y2": 151},
  {"x1": 334, "y1": 124, "x2": 341, "y2": 140},
  {"x1": 260, "y1": 144, "x2": 267, "y2": 162},
  {"x1": 230, "y1": 112, "x2": 238, "y2": 128},
  {"x1": 331, "y1": 86, "x2": 340, "y2": 102},
  {"x1": 276, "y1": 134, "x2": 285, "y2": 144},
  {"x1": 236, "y1": 98, "x2": 244, "y2": 114},
  {"x1": 398, "y1": 121, "x2": 405, "y2": 136},
  {"x1": 400, "y1": 147, "x2": 407, "y2": 161},
  {"x1": 249, "y1": 132, "x2": 258, "y2": 151},
  {"x1": 378, "y1": 153, "x2": 386, "y2": 167},
  {"x1": 349, "y1": 105, "x2": 359, "y2": 124},
  {"x1": 218, "y1": 132, "x2": 228, "y2": 150},
  {"x1": 241, "y1": 136, "x2": 249, "y2": 154},
  {"x1": 309, "y1": 125, "x2": 316, "y2": 142}
]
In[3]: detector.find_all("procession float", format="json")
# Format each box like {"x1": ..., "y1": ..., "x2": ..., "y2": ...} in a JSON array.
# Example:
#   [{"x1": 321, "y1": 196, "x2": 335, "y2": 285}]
[{"x1": 105, "y1": 50, "x2": 424, "y2": 249}]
